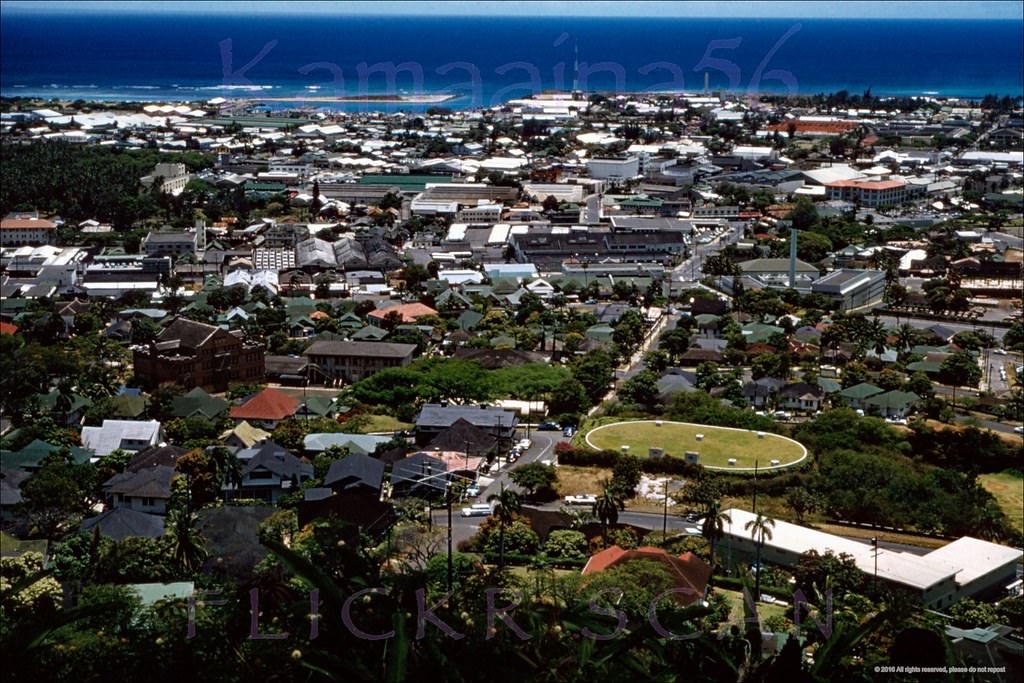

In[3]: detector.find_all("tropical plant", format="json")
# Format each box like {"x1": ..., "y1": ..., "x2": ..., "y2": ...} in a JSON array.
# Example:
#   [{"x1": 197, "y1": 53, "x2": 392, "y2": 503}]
[
  {"x1": 487, "y1": 484, "x2": 521, "y2": 570},
  {"x1": 165, "y1": 508, "x2": 208, "y2": 574},
  {"x1": 744, "y1": 513, "x2": 776, "y2": 600},
  {"x1": 593, "y1": 480, "x2": 626, "y2": 548}
]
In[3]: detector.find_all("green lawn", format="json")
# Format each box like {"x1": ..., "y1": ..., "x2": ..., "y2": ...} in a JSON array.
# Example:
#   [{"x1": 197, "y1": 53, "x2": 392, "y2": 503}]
[
  {"x1": 359, "y1": 414, "x2": 413, "y2": 434},
  {"x1": 584, "y1": 421, "x2": 806, "y2": 470},
  {"x1": 980, "y1": 470, "x2": 1024, "y2": 532},
  {"x1": 715, "y1": 588, "x2": 788, "y2": 625}
]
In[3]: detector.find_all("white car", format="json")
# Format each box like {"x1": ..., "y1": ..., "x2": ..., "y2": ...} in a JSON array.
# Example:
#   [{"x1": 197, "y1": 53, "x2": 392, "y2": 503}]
[
  {"x1": 1014, "y1": 426, "x2": 1024, "y2": 435},
  {"x1": 564, "y1": 494, "x2": 597, "y2": 506},
  {"x1": 461, "y1": 503, "x2": 493, "y2": 517}
]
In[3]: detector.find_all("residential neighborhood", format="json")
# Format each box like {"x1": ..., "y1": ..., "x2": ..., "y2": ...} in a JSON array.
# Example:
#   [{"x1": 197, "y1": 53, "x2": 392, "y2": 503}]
[{"x1": 2, "y1": 79, "x2": 1023, "y2": 682}]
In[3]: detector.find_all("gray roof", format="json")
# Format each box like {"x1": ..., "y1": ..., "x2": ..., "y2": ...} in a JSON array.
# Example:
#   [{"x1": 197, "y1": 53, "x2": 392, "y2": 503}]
[
  {"x1": 415, "y1": 403, "x2": 518, "y2": 430},
  {"x1": 738, "y1": 258, "x2": 819, "y2": 274},
  {"x1": 81, "y1": 419, "x2": 161, "y2": 457},
  {"x1": 323, "y1": 453, "x2": 385, "y2": 492},
  {"x1": 104, "y1": 465, "x2": 176, "y2": 499},
  {"x1": 241, "y1": 446, "x2": 313, "y2": 480},
  {"x1": 303, "y1": 433, "x2": 391, "y2": 455},
  {"x1": 303, "y1": 340, "x2": 417, "y2": 359},
  {"x1": 80, "y1": 507, "x2": 165, "y2": 540}
]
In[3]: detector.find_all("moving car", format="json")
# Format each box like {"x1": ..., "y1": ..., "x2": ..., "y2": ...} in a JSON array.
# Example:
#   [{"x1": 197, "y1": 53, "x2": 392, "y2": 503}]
[
  {"x1": 562, "y1": 426, "x2": 575, "y2": 438},
  {"x1": 537, "y1": 421, "x2": 561, "y2": 431},
  {"x1": 564, "y1": 494, "x2": 597, "y2": 506},
  {"x1": 461, "y1": 503, "x2": 493, "y2": 517}
]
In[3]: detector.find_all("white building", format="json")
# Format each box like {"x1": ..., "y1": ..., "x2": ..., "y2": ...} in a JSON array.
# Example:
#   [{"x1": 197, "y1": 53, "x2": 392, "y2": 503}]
[
  {"x1": 456, "y1": 203, "x2": 504, "y2": 223},
  {"x1": 587, "y1": 156, "x2": 640, "y2": 181},
  {"x1": 720, "y1": 508, "x2": 1022, "y2": 609},
  {"x1": 141, "y1": 162, "x2": 191, "y2": 195},
  {"x1": 81, "y1": 420, "x2": 163, "y2": 457},
  {"x1": 0, "y1": 217, "x2": 57, "y2": 247}
]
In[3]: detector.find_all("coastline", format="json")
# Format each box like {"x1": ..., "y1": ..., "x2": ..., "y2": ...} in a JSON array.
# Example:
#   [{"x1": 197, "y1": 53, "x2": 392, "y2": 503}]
[{"x1": 246, "y1": 94, "x2": 459, "y2": 104}]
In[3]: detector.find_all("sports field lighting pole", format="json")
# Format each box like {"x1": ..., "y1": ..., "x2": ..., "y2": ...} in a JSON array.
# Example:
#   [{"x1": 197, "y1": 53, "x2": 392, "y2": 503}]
[{"x1": 752, "y1": 459, "x2": 759, "y2": 515}]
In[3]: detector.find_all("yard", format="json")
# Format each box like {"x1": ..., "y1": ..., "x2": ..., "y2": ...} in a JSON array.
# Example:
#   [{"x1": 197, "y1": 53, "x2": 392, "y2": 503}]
[
  {"x1": 714, "y1": 588, "x2": 789, "y2": 626},
  {"x1": 980, "y1": 470, "x2": 1024, "y2": 533},
  {"x1": 584, "y1": 420, "x2": 806, "y2": 470},
  {"x1": 357, "y1": 413, "x2": 413, "y2": 434}
]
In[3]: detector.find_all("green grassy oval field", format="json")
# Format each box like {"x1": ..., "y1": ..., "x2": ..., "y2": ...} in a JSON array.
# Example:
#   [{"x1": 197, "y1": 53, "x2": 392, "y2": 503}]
[{"x1": 584, "y1": 420, "x2": 806, "y2": 470}]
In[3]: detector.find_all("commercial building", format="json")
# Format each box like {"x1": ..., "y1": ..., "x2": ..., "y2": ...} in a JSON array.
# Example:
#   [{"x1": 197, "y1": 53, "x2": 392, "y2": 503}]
[
  {"x1": 586, "y1": 156, "x2": 640, "y2": 181},
  {"x1": 826, "y1": 178, "x2": 909, "y2": 207},
  {"x1": 142, "y1": 230, "x2": 198, "y2": 258},
  {"x1": 720, "y1": 508, "x2": 1022, "y2": 609},
  {"x1": 809, "y1": 269, "x2": 886, "y2": 311}
]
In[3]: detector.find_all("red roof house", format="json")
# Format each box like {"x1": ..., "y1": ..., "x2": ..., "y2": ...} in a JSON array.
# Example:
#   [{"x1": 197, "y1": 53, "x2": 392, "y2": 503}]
[
  {"x1": 229, "y1": 388, "x2": 300, "y2": 428},
  {"x1": 367, "y1": 302, "x2": 438, "y2": 325},
  {"x1": 0, "y1": 321, "x2": 19, "y2": 336},
  {"x1": 582, "y1": 545, "x2": 711, "y2": 606}
]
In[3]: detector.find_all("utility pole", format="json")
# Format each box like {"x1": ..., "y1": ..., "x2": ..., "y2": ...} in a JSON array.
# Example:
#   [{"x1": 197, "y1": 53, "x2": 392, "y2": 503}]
[
  {"x1": 662, "y1": 477, "x2": 669, "y2": 539},
  {"x1": 871, "y1": 537, "x2": 879, "y2": 595},
  {"x1": 447, "y1": 483, "x2": 454, "y2": 594}
]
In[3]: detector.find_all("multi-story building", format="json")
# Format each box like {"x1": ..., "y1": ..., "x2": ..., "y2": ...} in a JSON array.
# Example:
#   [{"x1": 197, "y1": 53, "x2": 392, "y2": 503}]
[
  {"x1": 141, "y1": 162, "x2": 191, "y2": 194},
  {"x1": 132, "y1": 317, "x2": 264, "y2": 391},
  {"x1": 0, "y1": 217, "x2": 57, "y2": 247},
  {"x1": 142, "y1": 230, "x2": 198, "y2": 258},
  {"x1": 586, "y1": 156, "x2": 640, "y2": 181},
  {"x1": 303, "y1": 340, "x2": 417, "y2": 385},
  {"x1": 825, "y1": 178, "x2": 909, "y2": 207}
]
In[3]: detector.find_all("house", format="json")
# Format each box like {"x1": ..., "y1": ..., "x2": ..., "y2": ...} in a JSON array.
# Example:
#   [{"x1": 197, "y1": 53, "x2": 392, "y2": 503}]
[
  {"x1": 323, "y1": 453, "x2": 385, "y2": 495},
  {"x1": 220, "y1": 421, "x2": 272, "y2": 451},
  {"x1": 1, "y1": 439, "x2": 93, "y2": 473},
  {"x1": 171, "y1": 387, "x2": 229, "y2": 420},
  {"x1": 80, "y1": 507, "x2": 165, "y2": 541},
  {"x1": 303, "y1": 433, "x2": 391, "y2": 456},
  {"x1": 103, "y1": 465, "x2": 176, "y2": 514},
  {"x1": 743, "y1": 378, "x2": 784, "y2": 409},
  {"x1": 81, "y1": 419, "x2": 162, "y2": 457},
  {"x1": 125, "y1": 444, "x2": 190, "y2": 472},
  {"x1": 837, "y1": 382, "x2": 884, "y2": 410},
  {"x1": 390, "y1": 452, "x2": 450, "y2": 496},
  {"x1": 863, "y1": 390, "x2": 920, "y2": 418},
  {"x1": 229, "y1": 442, "x2": 313, "y2": 504},
  {"x1": 413, "y1": 403, "x2": 519, "y2": 446},
  {"x1": 778, "y1": 383, "x2": 826, "y2": 412},
  {"x1": 133, "y1": 317, "x2": 265, "y2": 392},
  {"x1": 229, "y1": 388, "x2": 300, "y2": 429},
  {"x1": 367, "y1": 302, "x2": 438, "y2": 326},
  {"x1": 657, "y1": 370, "x2": 697, "y2": 400},
  {"x1": 0, "y1": 469, "x2": 30, "y2": 524},
  {"x1": 303, "y1": 340, "x2": 417, "y2": 385},
  {"x1": 582, "y1": 545, "x2": 711, "y2": 606},
  {"x1": 425, "y1": 418, "x2": 499, "y2": 456}
]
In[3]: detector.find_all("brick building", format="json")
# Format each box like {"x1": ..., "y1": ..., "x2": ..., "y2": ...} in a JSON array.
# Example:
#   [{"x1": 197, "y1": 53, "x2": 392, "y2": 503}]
[{"x1": 133, "y1": 317, "x2": 264, "y2": 391}]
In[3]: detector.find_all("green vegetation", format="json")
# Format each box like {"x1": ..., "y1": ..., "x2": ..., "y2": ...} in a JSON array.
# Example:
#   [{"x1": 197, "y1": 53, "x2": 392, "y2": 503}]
[
  {"x1": 979, "y1": 470, "x2": 1024, "y2": 532},
  {"x1": 585, "y1": 420, "x2": 805, "y2": 469}
]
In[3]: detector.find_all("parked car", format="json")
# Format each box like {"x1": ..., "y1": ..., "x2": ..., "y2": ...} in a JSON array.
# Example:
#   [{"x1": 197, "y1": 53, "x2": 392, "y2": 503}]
[
  {"x1": 564, "y1": 494, "x2": 597, "y2": 506},
  {"x1": 537, "y1": 421, "x2": 560, "y2": 431},
  {"x1": 562, "y1": 426, "x2": 574, "y2": 438},
  {"x1": 465, "y1": 485, "x2": 480, "y2": 498}
]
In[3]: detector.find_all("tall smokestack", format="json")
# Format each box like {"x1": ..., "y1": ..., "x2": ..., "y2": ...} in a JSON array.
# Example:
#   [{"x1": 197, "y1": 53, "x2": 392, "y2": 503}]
[
  {"x1": 704, "y1": 71, "x2": 709, "y2": 95},
  {"x1": 789, "y1": 227, "x2": 798, "y2": 289}
]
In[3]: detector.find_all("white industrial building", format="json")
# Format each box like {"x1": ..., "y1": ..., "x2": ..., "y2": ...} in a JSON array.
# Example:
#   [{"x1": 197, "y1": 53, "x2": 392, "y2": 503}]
[{"x1": 720, "y1": 509, "x2": 1022, "y2": 609}]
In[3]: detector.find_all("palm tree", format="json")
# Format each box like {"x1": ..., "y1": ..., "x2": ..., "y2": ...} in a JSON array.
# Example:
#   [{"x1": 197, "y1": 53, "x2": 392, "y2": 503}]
[
  {"x1": 744, "y1": 513, "x2": 775, "y2": 601},
  {"x1": 867, "y1": 317, "x2": 888, "y2": 356},
  {"x1": 166, "y1": 507, "x2": 208, "y2": 574},
  {"x1": 593, "y1": 481, "x2": 625, "y2": 548},
  {"x1": 488, "y1": 484, "x2": 521, "y2": 570},
  {"x1": 701, "y1": 501, "x2": 732, "y2": 578},
  {"x1": 896, "y1": 323, "x2": 916, "y2": 355}
]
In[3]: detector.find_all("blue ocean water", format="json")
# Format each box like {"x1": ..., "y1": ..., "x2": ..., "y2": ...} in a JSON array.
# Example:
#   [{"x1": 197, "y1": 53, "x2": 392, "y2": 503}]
[{"x1": 1, "y1": 12, "x2": 1021, "y2": 110}]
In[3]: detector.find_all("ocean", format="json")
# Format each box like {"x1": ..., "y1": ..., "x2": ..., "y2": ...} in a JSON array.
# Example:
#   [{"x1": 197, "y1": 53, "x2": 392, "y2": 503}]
[{"x1": 1, "y1": 12, "x2": 1022, "y2": 110}]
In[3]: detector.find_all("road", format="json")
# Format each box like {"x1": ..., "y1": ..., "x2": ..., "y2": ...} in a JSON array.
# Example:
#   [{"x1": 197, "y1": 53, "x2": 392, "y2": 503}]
[{"x1": 673, "y1": 221, "x2": 745, "y2": 283}]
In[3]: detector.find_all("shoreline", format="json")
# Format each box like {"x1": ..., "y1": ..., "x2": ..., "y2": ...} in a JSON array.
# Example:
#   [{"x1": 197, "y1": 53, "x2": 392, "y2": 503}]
[{"x1": 246, "y1": 94, "x2": 460, "y2": 104}]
